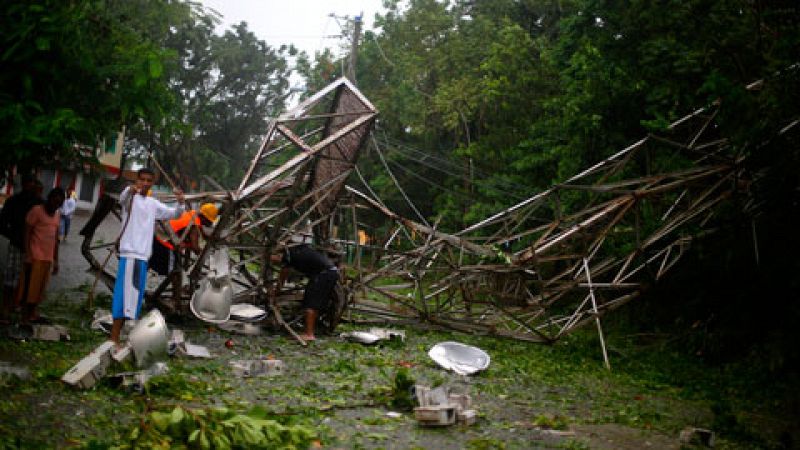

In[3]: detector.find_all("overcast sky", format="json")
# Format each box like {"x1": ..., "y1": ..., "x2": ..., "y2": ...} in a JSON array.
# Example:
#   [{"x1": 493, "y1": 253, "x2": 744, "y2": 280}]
[{"x1": 200, "y1": 0, "x2": 387, "y2": 58}]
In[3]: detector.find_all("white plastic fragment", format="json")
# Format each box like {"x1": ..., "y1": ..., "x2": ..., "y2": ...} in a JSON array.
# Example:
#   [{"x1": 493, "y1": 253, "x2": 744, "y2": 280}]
[
  {"x1": 229, "y1": 303, "x2": 267, "y2": 322},
  {"x1": 367, "y1": 328, "x2": 405, "y2": 342},
  {"x1": 165, "y1": 329, "x2": 212, "y2": 358},
  {"x1": 340, "y1": 331, "x2": 381, "y2": 345},
  {"x1": 340, "y1": 328, "x2": 405, "y2": 345},
  {"x1": 127, "y1": 309, "x2": 170, "y2": 368},
  {"x1": 428, "y1": 341, "x2": 490, "y2": 375},
  {"x1": 190, "y1": 247, "x2": 233, "y2": 323},
  {"x1": 183, "y1": 343, "x2": 212, "y2": 358}
]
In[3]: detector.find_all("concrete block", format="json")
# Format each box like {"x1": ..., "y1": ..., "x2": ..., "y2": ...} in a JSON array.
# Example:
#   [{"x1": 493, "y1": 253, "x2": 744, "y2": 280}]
[
  {"x1": 61, "y1": 341, "x2": 115, "y2": 389},
  {"x1": 92, "y1": 341, "x2": 115, "y2": 367},
  {"x1": 448, "y1": 393, "x2": 472, "y2": 411},
  {"x1": 31, "y1": 325, "x2": 70, "y2": 341},
  {"x1": 413, "y1": 385, "x2": 449, "y2": 407},
  {"x1": 111, "y1": 344, "x2": 133, "y2": 363},
  {"x1": 61, "y1": 354, "x2": 106, "y2": 389},
  {"x1": 414, "y1": 405, "x2": 457, "y2": 426},
  {"x1": 457, "y1": 409, "x2": 477, "y2": 426}
]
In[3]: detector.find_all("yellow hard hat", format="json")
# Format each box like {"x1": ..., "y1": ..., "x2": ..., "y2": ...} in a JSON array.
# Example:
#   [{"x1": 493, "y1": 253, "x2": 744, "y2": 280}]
[{"x1": 199, "y1": 203, "x2": 219, "y2": 222}]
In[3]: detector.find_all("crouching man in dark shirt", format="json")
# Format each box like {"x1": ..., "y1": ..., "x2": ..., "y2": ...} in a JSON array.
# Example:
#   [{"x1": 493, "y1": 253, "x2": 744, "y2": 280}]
[{"x1": 270, "y1": 243, "x2": 338, "y2": 342}]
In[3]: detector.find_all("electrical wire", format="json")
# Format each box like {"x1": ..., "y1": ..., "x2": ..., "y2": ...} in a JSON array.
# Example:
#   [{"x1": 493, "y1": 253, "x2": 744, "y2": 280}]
[
  {"x1": 372, "y1": 135, "x2": 431, "y2": 226},
  {"x1": 375, "y1": 125, "x2": 520, "y2": 190},
  {"x1": 372, "y1": 129, "x2": 529, "y2": 200}
]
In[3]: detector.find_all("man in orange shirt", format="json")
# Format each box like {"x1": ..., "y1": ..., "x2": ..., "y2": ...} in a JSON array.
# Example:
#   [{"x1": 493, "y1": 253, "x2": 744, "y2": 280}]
[
  {"x1": 149, "y1": 203, "x2": 219, "y2": 276},
  {"x1": 16, "y1": 187, "x2": 65, "y2": 323}
]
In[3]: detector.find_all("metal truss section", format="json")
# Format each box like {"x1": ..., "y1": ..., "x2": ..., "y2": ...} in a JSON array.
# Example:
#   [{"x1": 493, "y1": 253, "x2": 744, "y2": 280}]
[{"x1": 80, "y1": 76, "x2": 797, "y2": 345}]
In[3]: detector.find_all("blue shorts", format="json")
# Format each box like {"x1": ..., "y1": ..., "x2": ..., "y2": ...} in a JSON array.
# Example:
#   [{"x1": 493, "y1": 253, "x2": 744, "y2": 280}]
[{"x1": 112, "y1": 257, "x2": 148, "y2": 320}]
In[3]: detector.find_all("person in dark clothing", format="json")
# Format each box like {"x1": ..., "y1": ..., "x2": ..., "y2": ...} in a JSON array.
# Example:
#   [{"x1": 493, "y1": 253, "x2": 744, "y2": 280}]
[
  {"x1": 0, "y1": 175, "x2": 44, "y2": 320},
  {"x1": 271, "y1": 243, "x2": 339, "y2": 342}
]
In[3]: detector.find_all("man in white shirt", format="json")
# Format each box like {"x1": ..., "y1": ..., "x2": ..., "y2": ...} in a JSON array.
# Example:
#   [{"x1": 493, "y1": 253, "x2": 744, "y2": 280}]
[
  {"x1": 58, "y1": 190, "x2": 77, "y2": 241},
  {"x1": 110, "y1": 167, "x2": 185, "y2": 346}
]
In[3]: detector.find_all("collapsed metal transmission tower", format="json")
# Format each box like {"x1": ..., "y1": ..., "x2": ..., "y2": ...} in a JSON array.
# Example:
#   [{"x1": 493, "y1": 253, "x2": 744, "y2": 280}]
[{"x1": 82, "y1": 77, "x2": 794, "y2": 343}]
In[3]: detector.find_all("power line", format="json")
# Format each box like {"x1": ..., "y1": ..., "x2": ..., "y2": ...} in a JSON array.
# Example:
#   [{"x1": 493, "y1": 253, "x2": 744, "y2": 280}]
[
  {"x1": 373, "y1": 129, "x2": 530, "y2": 199},
  {"x1": 382, "y1": 143, "x2": 528, "y2": 201}
]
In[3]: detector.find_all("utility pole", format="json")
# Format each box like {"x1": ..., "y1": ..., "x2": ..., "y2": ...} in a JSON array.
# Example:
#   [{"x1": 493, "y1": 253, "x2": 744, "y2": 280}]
[{"x1": 346, "y1": 13, "x2": 362, "y2": 84}]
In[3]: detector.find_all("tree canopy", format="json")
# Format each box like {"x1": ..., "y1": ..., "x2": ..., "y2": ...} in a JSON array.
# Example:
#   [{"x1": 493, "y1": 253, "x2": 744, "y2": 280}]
[
  {"x1": 0, "y1": 0, "x2": 180, "y2": 179},
  {"x1": 1, "y1": 0, "x2": 295, "y2": 188}
]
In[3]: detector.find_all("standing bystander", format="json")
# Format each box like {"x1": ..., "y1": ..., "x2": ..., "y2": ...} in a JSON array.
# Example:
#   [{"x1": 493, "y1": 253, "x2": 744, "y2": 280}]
[
  {"x1": 110, "y1": 168, "x2": 185, "y2": 347},
  {"x1": 16, "y1": 187, "x2": 65, "y2": 323},
  {"x1": 0, "y1": 175, "x2": 44, "y2": 322},
  {"x1": 59, "y1": 190, "x2": 77, "y2": 241}
]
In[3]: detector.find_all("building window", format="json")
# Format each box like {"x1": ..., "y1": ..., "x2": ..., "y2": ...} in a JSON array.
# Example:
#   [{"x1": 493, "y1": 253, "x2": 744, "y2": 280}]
[
  {"x1": 40, "y1": 169, "x2": 56, "y2": 191},
  {"x1": 59, "y1": 171, "x2": 76, "y2": 190},
  {"x1": 79, "y1": 174, "x2": 97, "y2": 203}
]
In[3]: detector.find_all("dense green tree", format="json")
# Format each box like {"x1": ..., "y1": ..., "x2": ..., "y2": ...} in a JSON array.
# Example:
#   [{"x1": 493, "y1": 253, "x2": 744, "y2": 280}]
[
  {"x1": 0, "y1": 0, "x2": 179, "y2": 182},
  {"x1": 126, "y1": 12, "x2": 294, "y2": 189}
]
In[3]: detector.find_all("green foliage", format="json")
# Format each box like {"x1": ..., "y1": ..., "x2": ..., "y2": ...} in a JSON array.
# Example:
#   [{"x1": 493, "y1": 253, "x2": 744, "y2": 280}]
[
  {"x1": 389, "y1": 368, "x2": 415, "y2": 411},
  {"x1": 132, "y1": 15, "x2": 293, "y2": 189},
  {"x1": 532, "y1": 413, "x2": 570, "y2": 430},
  {"x1": 115, "y1": 406, "x2": 316, "y2": 450},
  {"x1": 0, "y1": 0, "x2": 178, "y2": 177}
]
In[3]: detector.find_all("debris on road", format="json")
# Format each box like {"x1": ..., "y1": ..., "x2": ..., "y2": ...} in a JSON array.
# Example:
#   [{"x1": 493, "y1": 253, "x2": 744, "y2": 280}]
[
  {"x1": 31, "y1": 324, "x2": 70, "y2": 341},
  {"x1": 90, "y1": 309, "x2": 135, "y2": 337},
  {"x1": 167, "y1": 329, "x2": 212, "y2": 358},
  {"x1": 412, "y1": 384, "x2": 478, "y2": 427},
  {"x1": 340, "y1": 328, "x2": 405, "y2": 345},
  {"x1": 368, "y1": 328, "x2": 405, "y2": 342},
  {"x1": 61, "y1": 341, "x2": 116, "y2": 389},
  {"x1": 218, "y1": 320, "x2": 263, "y2": 335},
  {"x1": 341, "y1": 330, "x2": 381, "y2": 345},
  {"x1": 414, "y1": 404, "x2": 457, "y2": 426},
  {"x1": 0, "y1": 361, "x2": 31, "y2": 380},
  {"x1": 107, "y1": 362, "x2": 169, "y2": 393},
  {"x1": 111, "y1": 344, "x2": 132, "y2": 363},
  {"x1": 229, "y1": 303, "x2": 267, "y2": 322},
  {"x1": 190, "y1": 247, "x2": 233, "y2": 323},
  {"x1": 229, "y1": 358, "x2": 284, "y2": 377},
  {"x1": 183, "y1": 343, "x2": 212, "y2": 358},
  {"x1": 428, "y1": 341, "x2": 490, "y2": 375},
  {"x1": 128, "y1": 309, "x2": 170, "y2": 368},
  {"x1": 90, "y1": 309, "x2": 113, "y2": 334}
]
